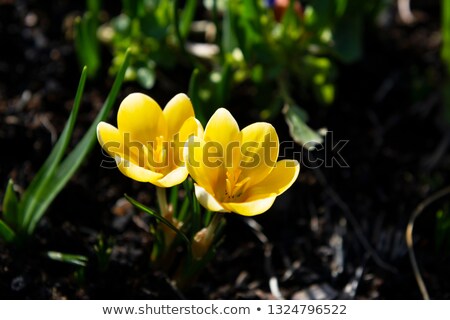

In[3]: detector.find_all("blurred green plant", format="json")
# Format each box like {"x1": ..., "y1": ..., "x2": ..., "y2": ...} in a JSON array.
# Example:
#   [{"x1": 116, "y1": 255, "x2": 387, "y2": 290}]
[
  {"x1": 0, "y1": 51, "x2": 131, "y2": 246},
  {"x1": 93, "y1": 234, "x2": 114, "y2": 273},
  {"x1": 187, "y1": 0, "x2": 384, "y2": 146},
  {"x1": 91, "y1": 0, "x2": 197, "y2": 89},
  {"x1": 74, "y1": 0, "x2": 385, "y2": 148},
  {"x1": 75, "y1": 0, "x2": 102, "y2": 78}
]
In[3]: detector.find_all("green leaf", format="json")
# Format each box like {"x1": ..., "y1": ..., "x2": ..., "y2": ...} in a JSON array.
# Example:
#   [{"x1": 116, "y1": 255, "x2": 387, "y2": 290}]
[
  {"x1": 170, "y1": 185, "x2": 179, "y2": 219},
  {"x1": 87, "y1": 0, "x2": 101, "y2": 14},
  {"x1": 180, "y1": 0, "x2": 197, "y2": 38},
  {"x1": 177, "y1": 195, "x2": 191, "y2": 223},
  {"x1": 20, "y1": 67, "x2": 88, "y2": 231},
  {"x1": 0, "y1": 219, "x2": 16, "y2": 243},
  {"x1": 173, "y1": 0, "x2": 185, "y2": 50},
  {"x1": 47, "y1": 251, "x2": 88, "y2": 267},
  {"x1": 74, "y1": 15, "x2": 100, "y2": 78},
  {"x1": 2, "y1": 179, "x2": 19, "y2": 229},
  {"x1": 216, "y1": 61, "x2": 232, "y2": 106},
  {"x1": 222, "y1": 2, "x2": 238, "y2": 55},
  {"x1": 335, "y1": 0, "x2": 348, "y2": 17},
  {"x1": 125, "y1": 194, "x2": 192, "y2": 252},
  {"x1": 26, "y1": 50, "x2": 131, "y2": 235},
  {"x1": 188, "y1": 68, "x2": 207, "y2": 125},
  {"x1": 283, "y1": 104, "x2": 324, "y2": 150},
  {"x1": 186, "y1": 178, "x2": 201, "y2": 233}
]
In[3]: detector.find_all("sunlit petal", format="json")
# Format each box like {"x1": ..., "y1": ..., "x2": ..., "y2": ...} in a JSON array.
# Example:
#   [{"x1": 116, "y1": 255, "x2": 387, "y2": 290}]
[
  {"x1": 117, "y1": 93, "x2": 167, "y2": 146},
  {"x1": 194, "y1": 184, "x2": 227, "y2": 212},
  {"x1": 246, "y1": 159, "x2": 300, "y2": 199},
  {"x1": 223, "y1": 196, "x2": 277, "y2": 216},
  {"x1": 163, "y1": 93, "x2": 195, "y2": 139},
  {"x1": 114, "y1": 155, "x2": 163, "y2": 183},
  {"x1": 204, "y1": 108, "x2": 241, "y2": 169},
  {"x1": 97, "y1": 121, "x2": 143, "y2": 166},
  {"x1": 153, "y1": 166, "x2": 189, "y2": 188},
  {"x1": 240, "y1": 122, "x2": 279, "y2": 185},
  {"x1": 185, "y1": 135, "x2": 221, "y2": 194},
  {"x1": 173, "y1": 117, "x2": 204, "y2": 165}
]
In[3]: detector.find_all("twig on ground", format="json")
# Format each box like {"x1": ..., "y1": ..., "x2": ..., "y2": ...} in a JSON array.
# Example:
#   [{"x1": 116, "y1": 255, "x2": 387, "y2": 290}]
[
  {"x1": 341, "y1": 256, "x2": 367, "y2": 299},
  {"x1": 312, "y1": 167, "x2": 397, "y2": 273},
  {"x1": 244, "y1": 218, "x2": 284, "y2": 300},
  {"x1": 398, "y1": 0, "x2": 415, "y2": 24}
]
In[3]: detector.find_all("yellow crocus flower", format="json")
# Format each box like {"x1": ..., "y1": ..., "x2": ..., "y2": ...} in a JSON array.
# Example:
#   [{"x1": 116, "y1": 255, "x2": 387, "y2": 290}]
[
  {"x1": 97, "y1": 93, "x2": 203, "y2": 188},
  {"x1": 186, "y1": 108, "x2": 300, "y2": 216}
]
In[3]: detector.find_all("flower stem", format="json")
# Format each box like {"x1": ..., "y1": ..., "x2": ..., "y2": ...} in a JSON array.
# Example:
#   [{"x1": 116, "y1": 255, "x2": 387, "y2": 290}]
[
  {"x1": 192, "y1": 212, "x2": 223, "y2": 260},
  {"x1": 205, "y1": 213, "x2": 222, "y2": 243},
  {"x1": 156, "y1": 187, "x2": 170, "y2": 219}
]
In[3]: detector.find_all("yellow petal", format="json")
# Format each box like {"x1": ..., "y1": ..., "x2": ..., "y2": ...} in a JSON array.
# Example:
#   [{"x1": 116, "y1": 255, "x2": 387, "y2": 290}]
[
  {"x1": 223, "y1": 196, "x2": 277, "y2": 216},
  {"x1": 117, "y1": 93, "x2": 167, "y2": 146},
  {"x1": 153, "y1": 166, "x2": 189, "y2": 188},
  {"x1": 163, "y1": 93, "x2": 195, "y2": 140},
  {"x1": 97, "y1": 121, "x2": 142, "y2": 166},
  {"x1": 204, "y1": 108, "x2": 241, "y2": 168},
  {"x1": 114, "y1": 155, "x2": 164, "y2": 183},
  {"x1": 178, "y1": 117, "x2": 204, "y2": 141},
  {"x1": 97, "y1": 121, "x2": 121, "y2": 154},
  {"x1": 185, "y1": 135, "x2": 221, "y2": 194},
  {"x1": 194, "y1": 184, "x2": 227, "y2": 212},
  {"x1": 239, "y1": 122, "x2": 279, "y2": 185},
  {"x1": 172, "y1": 117, "x2": 204, "y2": 165},
  {"x1": 247, "y1": 159, "x2": 300, "y2": 199}
]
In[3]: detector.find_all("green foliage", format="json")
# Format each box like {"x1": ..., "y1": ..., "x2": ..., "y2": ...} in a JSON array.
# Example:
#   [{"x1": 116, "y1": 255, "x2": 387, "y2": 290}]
[
  {"x1": 75, "y1": 0, "x2": 384, "y2": 130},
  {"x1": 125, "y1": 194, "x2": 192, "y2": 252},
  {"x1": 94, "y1": 235, "x2": 114, "y2": 273},
  {"x1": 284, "y1": 104, "x2": 324, "y2": 150},
  {"x1": 0, "y1": 51, "x2": 131, "y2": 245},
  {"x1": 124, "y1": 178, "x2": 225, "y2": 288},
  {"x1": 93, "y1": 0, "x2": 197, "y2": 89}
]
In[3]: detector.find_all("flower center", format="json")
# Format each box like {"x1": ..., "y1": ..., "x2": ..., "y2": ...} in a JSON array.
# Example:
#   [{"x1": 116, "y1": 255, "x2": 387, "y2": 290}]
[
  {"x1": 145, "y1": 135, "x2": 168, "y2": 173},
  {"x1": 223, "y1": 169, "x2": 251, "y2": 202}
]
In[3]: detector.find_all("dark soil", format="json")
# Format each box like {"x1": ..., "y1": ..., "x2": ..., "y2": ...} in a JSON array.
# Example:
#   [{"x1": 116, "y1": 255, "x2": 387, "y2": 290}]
[{"x1": 1, "y1": 0, "x2": 450, "y2": 299}]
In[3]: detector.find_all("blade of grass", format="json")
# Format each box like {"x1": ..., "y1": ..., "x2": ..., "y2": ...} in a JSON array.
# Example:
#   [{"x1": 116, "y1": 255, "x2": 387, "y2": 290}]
[
  {"x1": 20, "y1": 67, "x2": 88, "y2": 230},
  {"x1": 2, "y1": 179, "x2": 19, "y2": 229},
  {"x1": 125, "y1": 194, "x2": 192, "y2": 252},
  {"x1": 26, "y1": 50, "x2": 131, "y2": 234},
  {"x1": 87, "y1": 0, "x2": 101, "y2": 14},
  {"x1": 188, "y1": 68, "x2": 206, "y2": 125},
  {"x1": 173, "y1": 0, "x2": 186, "y2": 51},
  {"x1": 47, "y1": 251, "x2": 88, "y2": 267},
  {"x1": 170, "y1": 185, "x2": 179, "y2": 219},
  {"x1": 188, "y1": 178, "x2": 201, "y2": 233},
  {"x1": 180, "y1": 0, "x2": 197, "y2": 38},
  {"x1": 0, "y1": 219, "x2": 16, "y2": 243}
]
